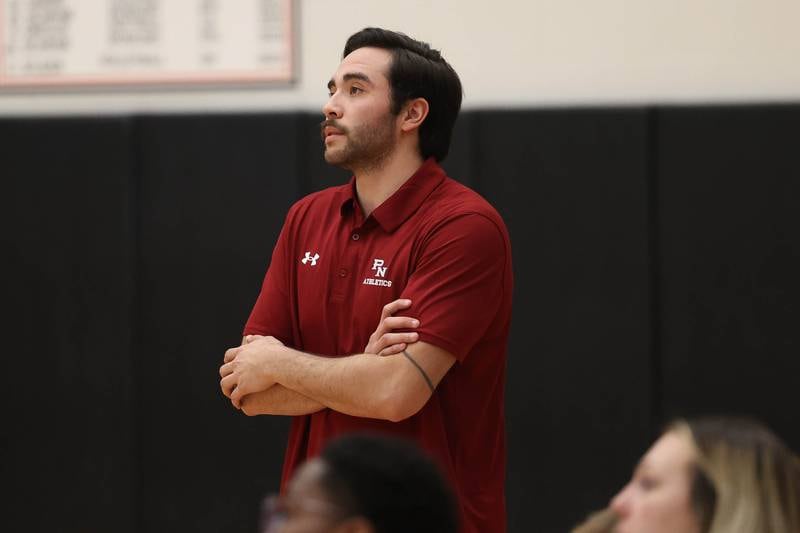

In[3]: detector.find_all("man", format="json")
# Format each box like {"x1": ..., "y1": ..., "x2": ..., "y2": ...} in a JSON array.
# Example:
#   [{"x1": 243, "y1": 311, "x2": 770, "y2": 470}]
[
  {"x1": 260, "y1": 433, "x2": 459, "y2": 533},
  {"x1": 220, "y1": 27, "x2": 513, "y2": 532}
]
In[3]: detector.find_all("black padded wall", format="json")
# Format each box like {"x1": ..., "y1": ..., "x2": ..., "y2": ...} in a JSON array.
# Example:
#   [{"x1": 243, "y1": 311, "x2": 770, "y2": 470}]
[
  {"x1": 472, "y1": 110, "x2": 653, "y2": 532},
  {"x1": 135, "y1": 114, "x2": 305, "y2": 531},
  {"x1": 2, "y1": 105, "x2": 799, "y2": 533},
  {"x1": 1, "y1": 118, "x2": 137, "y2": 532},
  {"x1": 656, "y1": 105, "x2": 800, "y2": 450}
]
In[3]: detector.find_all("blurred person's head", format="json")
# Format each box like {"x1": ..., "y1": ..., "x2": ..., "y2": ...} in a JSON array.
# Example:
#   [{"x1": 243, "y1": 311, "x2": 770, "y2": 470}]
[
  {"x1": 572, "y1": 508, "x2": 618, "y2": 533},
  {"x1": 262, "y1": 433, "x2": 458, "y2": 533},
  {"x1": 608, "y1": 416, "x2": 800, "y2": 533},
  {"x1": 322, "y1": 27, "x2": 462, "y2": 171}
]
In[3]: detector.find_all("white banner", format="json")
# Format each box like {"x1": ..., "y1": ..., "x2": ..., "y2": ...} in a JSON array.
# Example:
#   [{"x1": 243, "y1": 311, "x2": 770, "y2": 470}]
[{"x1": 0, "y1": 0, "x2": 294, "y2": 88}]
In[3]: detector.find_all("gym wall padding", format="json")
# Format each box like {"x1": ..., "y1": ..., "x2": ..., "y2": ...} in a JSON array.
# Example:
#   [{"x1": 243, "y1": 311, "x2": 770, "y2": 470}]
[
  {"x1": 655, "y1": 105, "x2": 800, "y2": 444},
  {"x1": 134, "y1": 114, "x2": 302, "y2": 531},
  {"x1": 470, "y1": 109, "x2": 653, "y2": 531},
  {"x1": 2, "y1": 105, "x2": 798, "y2": 533},
  {"x1": 1, "y1": 118, "x2": 137, "y2": 532}
]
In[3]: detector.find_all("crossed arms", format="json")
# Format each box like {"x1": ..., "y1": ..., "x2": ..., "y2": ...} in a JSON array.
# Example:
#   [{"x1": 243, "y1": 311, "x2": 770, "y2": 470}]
[{"x1": 219, "y1": 299, "x2": 457, "y2": 422}]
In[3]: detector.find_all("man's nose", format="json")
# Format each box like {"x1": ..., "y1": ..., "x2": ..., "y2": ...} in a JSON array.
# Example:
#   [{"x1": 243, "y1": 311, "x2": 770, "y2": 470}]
[{"x1": 322, "y1": 92, "x2": 342, "y2": 119}]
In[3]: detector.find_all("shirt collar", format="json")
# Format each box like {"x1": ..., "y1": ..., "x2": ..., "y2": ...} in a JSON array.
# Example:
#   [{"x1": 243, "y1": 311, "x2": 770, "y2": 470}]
[{"x1": 338, "y1": 157, "x2": 447, "y2": 232}]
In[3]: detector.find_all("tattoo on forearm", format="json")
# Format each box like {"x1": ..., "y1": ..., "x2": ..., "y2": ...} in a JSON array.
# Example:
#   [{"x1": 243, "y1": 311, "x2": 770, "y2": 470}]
[{"x1": 402, "y1": 350, "x2": 435, "y2": 393}]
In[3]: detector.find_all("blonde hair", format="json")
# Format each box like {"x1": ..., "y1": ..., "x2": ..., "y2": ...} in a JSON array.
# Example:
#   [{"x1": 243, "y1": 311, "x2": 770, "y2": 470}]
[{"x1": 671, "y1": 417, "x2": 800, "y2": 533}]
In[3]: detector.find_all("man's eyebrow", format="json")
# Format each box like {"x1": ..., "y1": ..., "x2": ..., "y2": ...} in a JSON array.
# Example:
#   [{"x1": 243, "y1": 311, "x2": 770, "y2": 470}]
[
  {"x1": 343, "y1": 72, "x2": 372, "y2": 84},
  {"x1": 328, "y1": 72, "x2": 373, "y2": 90}
]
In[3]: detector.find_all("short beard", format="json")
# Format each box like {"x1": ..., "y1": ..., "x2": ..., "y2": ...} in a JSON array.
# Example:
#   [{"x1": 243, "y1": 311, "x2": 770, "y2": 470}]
[{"x1": 321, "y1": 115, "x2": 397, "y2": 173}]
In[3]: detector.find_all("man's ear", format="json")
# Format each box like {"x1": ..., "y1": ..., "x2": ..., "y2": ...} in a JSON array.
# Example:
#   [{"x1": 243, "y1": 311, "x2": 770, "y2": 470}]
[
  {"x1": 334, "y1": 515, "x2": 374, "y2": 533},
  {"x1": 400, "y1": 97, "x2": 429, "y2": 133}
]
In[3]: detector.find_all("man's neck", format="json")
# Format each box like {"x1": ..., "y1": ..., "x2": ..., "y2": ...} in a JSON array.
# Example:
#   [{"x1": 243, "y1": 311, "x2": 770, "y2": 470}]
[{"x1": 353, "y1": 150, "x2": 425, "y2": 217}]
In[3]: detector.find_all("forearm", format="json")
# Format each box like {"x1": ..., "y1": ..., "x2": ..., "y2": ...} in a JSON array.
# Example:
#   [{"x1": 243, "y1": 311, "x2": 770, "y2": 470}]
[
  {"x1": 240, "y1": 384, "x2": 325, "y2": 416},
  {"x1": 273, "y1": 347, "x2": 419, "y2": 421}
]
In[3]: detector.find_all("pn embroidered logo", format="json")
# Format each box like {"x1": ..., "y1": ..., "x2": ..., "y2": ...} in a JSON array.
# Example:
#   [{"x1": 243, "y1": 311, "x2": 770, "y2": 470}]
[
  {"x1": 372, "y1": 258, "x2": 388, "y2": 278},
  {"x1": 363, "y1": 258, "x2": 392, "y2": 287}
]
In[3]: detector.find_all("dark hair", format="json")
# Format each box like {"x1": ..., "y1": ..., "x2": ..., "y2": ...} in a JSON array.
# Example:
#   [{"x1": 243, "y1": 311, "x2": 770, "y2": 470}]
[
  {"x1": 319, "y1": 433, "x2": 459, "y2": 533},
  {"x1": 343, "y1": 27, "x2": 463, "y2": 162}
]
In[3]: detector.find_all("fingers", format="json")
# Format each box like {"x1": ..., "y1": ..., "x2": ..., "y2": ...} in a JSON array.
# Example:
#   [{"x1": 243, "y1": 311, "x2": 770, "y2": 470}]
[
  {"x1": 375, "y1": 332, "x2": 419, "y2": 352},
  {"x1": 381, "y1": 316, "x2": 419, "y2": 331},
  {"x1": 230, "y1": 383, "x2": 247, "y2": 408},
  {"x1": 219, "y1": 361, "x2": 234, "y2": 378},
  {"x1": 224, "y1": 346, "x2": 241, "y2": 363},
  {"x1": 380, "y1": 298, "x2": 413, "y2": 321},
  {"x1": 364, "y1": 300, "x2": 419, "y2": 354},
  {"x1": 240, "y1": 396, "x2": 254, "y2": 416},
  {"x1": 380, "y1": 342, "x2": 407, "y2": 356},
  {"x1": 220, "y1": 374, "x2": 237, "y2": 398},
  {"x1": 244, "y1": 334, "x2": 264, "y2": 345}
]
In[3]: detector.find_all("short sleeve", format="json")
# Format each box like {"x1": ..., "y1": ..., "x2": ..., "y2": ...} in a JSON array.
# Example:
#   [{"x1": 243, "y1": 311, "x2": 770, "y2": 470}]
[
  {"x1": 400, "y1": 213, "x2": 510, "y2": 362},
  {"x1": 243, "y1": 212, "x2": 294, "y2": 344}
]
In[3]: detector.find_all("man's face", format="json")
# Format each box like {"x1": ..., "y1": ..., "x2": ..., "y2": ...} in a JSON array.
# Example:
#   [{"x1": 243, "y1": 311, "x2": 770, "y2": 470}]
[{"x1": 322, "y1": 47, "x2": 399, "y2": 171}]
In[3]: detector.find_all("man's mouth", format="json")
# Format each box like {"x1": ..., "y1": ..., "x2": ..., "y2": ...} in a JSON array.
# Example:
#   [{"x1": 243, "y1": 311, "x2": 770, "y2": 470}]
[{"x1": 320, "y1": 120, "x2": 346, "y2": 141}]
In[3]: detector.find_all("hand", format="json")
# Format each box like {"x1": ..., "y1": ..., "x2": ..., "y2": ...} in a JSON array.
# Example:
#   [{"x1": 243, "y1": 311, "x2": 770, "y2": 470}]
[
  {"x1": 219, "y1": 336, "x2": 284, "y2": 408},
  {"x1": 364, "y1": 299, "x2": 420, "y2": 356},
  {"x1": 242, "y1": 334, "x2": 265, "y2": 345}
]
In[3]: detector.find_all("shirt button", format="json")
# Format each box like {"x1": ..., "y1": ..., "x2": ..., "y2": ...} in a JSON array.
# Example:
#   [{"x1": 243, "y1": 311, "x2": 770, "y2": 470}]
[
  {"x1": 338, "y1": 268, "x2": 348, "y2": 277},
  {"x1": 351, "y1": 233, "x2": 360, "y2": 241}
]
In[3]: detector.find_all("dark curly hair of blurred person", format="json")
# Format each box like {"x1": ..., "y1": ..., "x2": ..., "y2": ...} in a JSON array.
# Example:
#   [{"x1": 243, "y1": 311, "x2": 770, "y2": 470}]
[
  {"x1": 319, "y1": 433, "x2": 459, "y2": 533},
  {"x1": 262, "y1": 433, "x2": 459, "y2": 533}
]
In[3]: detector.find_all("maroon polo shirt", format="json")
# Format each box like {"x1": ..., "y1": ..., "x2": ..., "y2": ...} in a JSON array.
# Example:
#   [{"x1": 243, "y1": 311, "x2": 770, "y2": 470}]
[{"x1": 244, "y1": 158, "x2": 513, "y2": 533}]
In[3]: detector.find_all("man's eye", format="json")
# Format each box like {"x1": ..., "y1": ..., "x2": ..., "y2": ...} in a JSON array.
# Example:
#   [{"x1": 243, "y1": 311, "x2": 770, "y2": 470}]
[{"x1": 349, "y1": 86, "x2": 363, "y2": 95}]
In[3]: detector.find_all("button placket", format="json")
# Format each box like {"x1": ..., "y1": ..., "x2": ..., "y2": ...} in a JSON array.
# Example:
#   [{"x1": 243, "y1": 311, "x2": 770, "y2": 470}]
[{"x1": 331, "y1": 226, "x2": 362, "y2": 301}]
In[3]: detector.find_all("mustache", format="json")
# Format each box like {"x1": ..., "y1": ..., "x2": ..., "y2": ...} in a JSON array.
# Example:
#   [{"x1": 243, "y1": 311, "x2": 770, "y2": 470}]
[{"x1": 319, "y1": 119, "x2": 347, "y2": 140}]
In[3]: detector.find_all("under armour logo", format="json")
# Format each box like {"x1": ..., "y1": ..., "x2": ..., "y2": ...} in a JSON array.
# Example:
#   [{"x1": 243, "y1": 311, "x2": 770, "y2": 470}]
[
  {"x1": 372, "y1": 258, "x2": 388, "y2": 278},
  {"x1": 301, "y1": 252, "x2": 320, "y2": 266}
]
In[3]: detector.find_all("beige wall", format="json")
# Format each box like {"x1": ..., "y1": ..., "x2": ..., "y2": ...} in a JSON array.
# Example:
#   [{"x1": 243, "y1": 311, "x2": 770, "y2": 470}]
[{"x1": 2, "y1": 0, "x2": 799, "y2": 115}]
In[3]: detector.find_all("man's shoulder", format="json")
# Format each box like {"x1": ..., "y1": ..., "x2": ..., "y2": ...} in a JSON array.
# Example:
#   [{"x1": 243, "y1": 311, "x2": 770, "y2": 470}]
[
  {"x1": 428, "y1": 177, "x2": 507, "y2": 229},
  {"x1": 286, "y1": 182, "x2": 351, "y2": 219}
]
